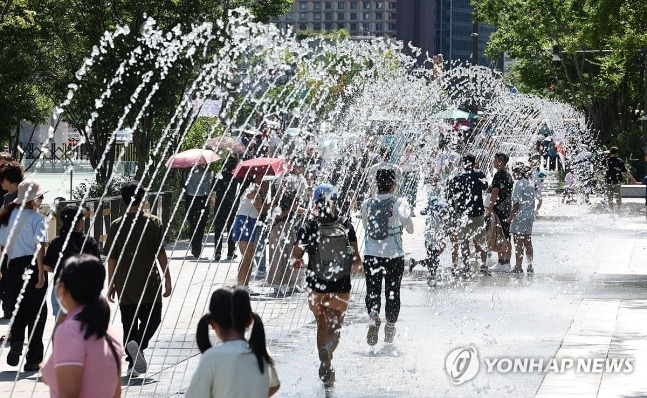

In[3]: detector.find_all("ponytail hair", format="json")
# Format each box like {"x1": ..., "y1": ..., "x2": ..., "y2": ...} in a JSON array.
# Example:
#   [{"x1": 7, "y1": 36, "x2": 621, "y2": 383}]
[
  {"x1": 197, "y1": 287, "x2": 274, "y2": 373},
  {"x1": 58, "y1": 254, "x2": 109, "y2": 340}
]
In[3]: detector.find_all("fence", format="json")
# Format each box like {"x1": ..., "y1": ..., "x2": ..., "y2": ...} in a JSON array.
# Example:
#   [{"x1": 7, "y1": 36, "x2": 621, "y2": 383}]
[
  {"x1": 53, "y1": 191, "x2": 174, "y2": 248},
  {"x1": 18, "y1": 141, "x2": 138, "y2": 173}
]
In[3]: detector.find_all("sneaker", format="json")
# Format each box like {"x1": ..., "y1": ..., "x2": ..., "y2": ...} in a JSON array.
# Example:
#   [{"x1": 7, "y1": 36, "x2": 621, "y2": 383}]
[
  {"x1": 480, "y1": 265, "x2": 491, "y2": 276},
  {"x1": 191, "y1": 248, "x2": 201, "y2": 258},
  {"x1": 426, "y1": 275, "x2": 437, "y2": 287},
  {"x1": 367, "y1": 314, "x2": 381, "y2": 346},
  {"x1": 320, "y1": 366, "x2": 335, "y2": 388},
  {"x1": 6, "y1": 345, "x2": 21, "y2": 366},
  {"x1": 226, "y1": 253, "x2": 239, "y2": 260},
  {"x1": 451, "y1": 267, "x2": 462, "y2": 278},
  {"x1": 461, "y1": 266, "x2": 473, "y2": 279},
  {"x1": 526, "y1": 267, "x2": 534, "y2": 275},
  {"x1": 253, "y1": 270, "x2": 267, "y2": 280},
  {"x1": 242, "y1": 285, "x2": 261, "y2": 297},
  {"x1": 512, "y1": 266, "x2": 524, "y2": 274},
  {"x1": 491, "y1": 262, "x2": 510, "y2": 273},
  {"x1": 23, "y1": 362, "x2": 39, "y2": 372},
  {"x1": 126, "y1": 340, "x2": 147, "y2": 374},
  {"x1": 384, "y1": 322, "x2": 396, "y2": 343},
  {"x1": 125, "y1": 367, "x2": 140, "y2": 378},
  {"x1": 267, "y1": 287, "x2": 292, "y2": 298}
]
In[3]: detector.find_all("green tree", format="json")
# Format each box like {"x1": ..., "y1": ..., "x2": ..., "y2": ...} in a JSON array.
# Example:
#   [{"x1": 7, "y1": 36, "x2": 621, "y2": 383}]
[
  {"x1": 1, "y1": 0, "x2": 292, "y2": 182},
  {"x1": 474, "y1": 0, "x2": 647, "y2": 144}
]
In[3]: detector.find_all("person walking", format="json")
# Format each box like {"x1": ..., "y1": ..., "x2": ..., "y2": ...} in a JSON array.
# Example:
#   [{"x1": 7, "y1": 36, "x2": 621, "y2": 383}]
[
  {"x1": 104, "y1": 180, "x2": 173, "y2": 378},
  {"x1": 42, "y1": 254, "x2": 122, "y2": 398},
  {"x1": 506, "y1": 163, "x2": 536, "y2": 274},
  {"x1": 361, "y1": 168, "x2": 414, "y2": 346},
  {"x1": 0, "y1": 179, "x2": 48, "y2": 371},
  {"x1": 212, "y1": 155, "x2": 240, "y2": 261},
  {"x1": 231, "y1": 174, "x2": 270, "y2": 293},
  {"x1": 486, "y1": 153, "x2": 514, "y2": 270},
  {"x1": 399, "y1": 145, "x2": 420, "y2": 216},
  {"x1": 44, "y1": 204, "x2": 101, "y2": 325},
  {"x1": 291, "y1": 184, "x2": 361, "y2": 387},
  {"x1": 0, "y1": 160, "x2": 23, "y2": 320},
  {"x1": 604, "y1": 147, "x2": 637, "y2": 209},
  {"x1": 184, "y1": 164, "x2": 214, "y2": 258},
  {"x1": 446, "y1": 154, "x2": 490, "y2": 276},
  {"x1": 186, "y1": 287, "x2": 280, "y2": 397}
]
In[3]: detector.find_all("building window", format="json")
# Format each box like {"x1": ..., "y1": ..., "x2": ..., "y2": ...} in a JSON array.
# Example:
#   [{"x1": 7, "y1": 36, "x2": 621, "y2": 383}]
[
  {"x1": 325, "y1": 2, "x2": 332, "y2": 10},
  {"x1": 350, "y1": 23, "x2": 358, "y2": 31},
  {"x1": 375, "y1": 12, "x2": 382, "y2": 20},
  {"x1": 337, "y1": 22, "x2": 345, "y2": 29},
  {"x1": 388, "y1": 12, "x2": 396, "y2": 19},
  {"x1": 350, "y1": 1, "x2": 357, "y2": 9},
  {"x1": 299, "y1": 2, "x2": 307, "y2": 10},
  {"x1": 363, "y1": 12, "x2": 370, "y2": 20},
  {"x1": 376, "y1": 2, "x2": 383, "y2": 9},
  {"x1": 314, "y1": 23, "x2": 321, "y2": 30},
  {"x1": 337, "y1": 2, "x2": 344, "y2": 9},
  {"x1": 362, "y1": 23, "x2": 370, "y2": 31},
  {"x1": 286, "y1": 14, "x2": 293, "y2": 21},
  {"x1": 363, "y1": 1, "x2": 370, "y2": 9},
  {"x1": 313, "y1": 2, "x2": 322, "y2": 10},
  {"x1": 337, "y1": 12, "x2": 344, "y2": 20},
  {"x1": 388, "y1": 23, "x2": 396, "y2": 30},
  {"x1": 325, "y1": 23, "x2": 333, "y2": 31},
  {"x1": 375, "y1": 23, "x2": 383, "y2": 32},
  {"x1": 314, "y1": 13, "x2": 322, "y2": 20},
  {"x1": 350, "y1": 12, "x2": 357, "y2": 20},
  {"x1": 299, "y1": 13, "x2": 307, "y2": 20},
  {"x1": 325, "y1": 12, "x2": 333, "y2": 20},
  {"x1": 299, "y1": 24, "x2": 307, "y2": 30},
  {"x1": 388, "y1": 2, "x2": 396, "y2": 9}
]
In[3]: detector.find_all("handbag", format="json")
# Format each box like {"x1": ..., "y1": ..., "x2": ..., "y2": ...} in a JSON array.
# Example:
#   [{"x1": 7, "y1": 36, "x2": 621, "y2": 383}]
[{"x1": 486, "y1": 213, "x2": 510, "y2": 253}]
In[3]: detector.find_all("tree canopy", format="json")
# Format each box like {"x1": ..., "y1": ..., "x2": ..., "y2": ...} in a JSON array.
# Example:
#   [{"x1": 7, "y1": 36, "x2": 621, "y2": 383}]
[
  {"x1": 0, "y1": 0, "x2": 292, "y2": 182},
  {"x1": 474, "y1": 0, "x2": 647, "y2": 144}
]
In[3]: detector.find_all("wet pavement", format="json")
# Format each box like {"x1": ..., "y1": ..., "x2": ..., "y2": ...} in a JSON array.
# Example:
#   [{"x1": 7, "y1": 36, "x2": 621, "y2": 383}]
[{"x1": 1, "y1": 194, "x2": 646, "y2": 397}]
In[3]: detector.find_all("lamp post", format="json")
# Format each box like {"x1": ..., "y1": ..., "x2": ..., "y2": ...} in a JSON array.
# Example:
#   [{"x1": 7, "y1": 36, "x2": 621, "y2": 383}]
[
  {"x1": 642, "y1": 50, "x2": 647, "y2": 176},
  {"x1": 471, "y1": 25, "x2": 478, "y2": 66}
]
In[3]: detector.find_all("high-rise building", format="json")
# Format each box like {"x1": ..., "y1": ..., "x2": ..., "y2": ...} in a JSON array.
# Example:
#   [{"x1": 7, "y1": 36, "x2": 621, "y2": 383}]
[
  {"x1": 271, "y1": 1, "x2": 398, "y2": 38},
  {"x1": 271, "y1": 1, "x2": 497, "y2": 68}
]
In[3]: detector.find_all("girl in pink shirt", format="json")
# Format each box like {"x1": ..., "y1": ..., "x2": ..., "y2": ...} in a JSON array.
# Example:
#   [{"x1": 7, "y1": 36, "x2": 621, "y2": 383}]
[{"x1": 42, "y1": 254, "x2": 122, "y2": 398}]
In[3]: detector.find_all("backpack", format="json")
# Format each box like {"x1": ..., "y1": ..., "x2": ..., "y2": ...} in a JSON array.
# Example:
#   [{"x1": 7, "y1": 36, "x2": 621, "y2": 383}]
[
  {"x1": 366, "y1": 196, "x2": 398, "y2": 240},
  {"x1": 311, "y1": 218, "x2": 352, "y2": 282}
]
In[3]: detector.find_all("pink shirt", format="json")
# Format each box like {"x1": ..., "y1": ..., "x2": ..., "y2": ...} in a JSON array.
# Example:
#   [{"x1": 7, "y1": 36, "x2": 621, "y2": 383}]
[{"x1": 42, "y1": 306, "x2": 122, "y2": 398}]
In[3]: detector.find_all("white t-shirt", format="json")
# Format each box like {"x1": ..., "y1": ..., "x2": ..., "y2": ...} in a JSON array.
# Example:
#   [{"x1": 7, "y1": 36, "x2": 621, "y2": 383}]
[
  {"x1": 235, "y1": 184, "x2": 260, "y2": 219},
  {"x1": 185, "y1": 340, "x2": 279, "y2": 398},
  {"x1": 361, "y1": 193, "x2": 414, "y2": 259},
  {"x1": 511, "y1": 178, "x2": 536, "y2": 221},
  {"x1": 0, "y1": 208, "x2": 48, "y2": 259}
]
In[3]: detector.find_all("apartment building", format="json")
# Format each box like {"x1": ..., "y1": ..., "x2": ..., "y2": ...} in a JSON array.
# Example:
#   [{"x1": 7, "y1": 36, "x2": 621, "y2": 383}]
[
  {"x1": 271, "y1": 1, "x2": 398, "y2": 38},
  {"x1": 272, "y1": 0, "x2": 497, "y2": 67}
]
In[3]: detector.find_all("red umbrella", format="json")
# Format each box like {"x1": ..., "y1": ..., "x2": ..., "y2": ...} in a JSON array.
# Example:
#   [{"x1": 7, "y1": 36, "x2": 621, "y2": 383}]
[
  {"x1": 165, "y1": 149, "x2": 221, "y2": 169},
  {"x1": 205, "y1": 136, "x2": 246, "y2": 155},
  {"x1": 232, "y1": 157, "x2": 290, "y2": 179}
]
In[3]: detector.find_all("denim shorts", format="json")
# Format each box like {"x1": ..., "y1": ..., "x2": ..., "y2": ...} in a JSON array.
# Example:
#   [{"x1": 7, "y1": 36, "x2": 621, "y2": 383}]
[{"x1": 231, "y1": 215, "x2": 260, "y2": 243}]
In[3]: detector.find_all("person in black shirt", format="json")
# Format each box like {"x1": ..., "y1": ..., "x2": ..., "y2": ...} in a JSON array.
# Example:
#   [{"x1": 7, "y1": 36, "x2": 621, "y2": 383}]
[
  {"x1": 446, "y1": 154, "x2": 490, "y2": 276},
  {"x1": 487, "y1": 153, "x2": 514, "y2": 269},
  {"x1": 291, "y1": 184, "x2": 361, "y2": 388},
  {"x1": 44, "y1": 205, "x2": 100, "y2": 325},
  {"x1": 604, "y1": 147, "x2": 637, "y2": 209}
]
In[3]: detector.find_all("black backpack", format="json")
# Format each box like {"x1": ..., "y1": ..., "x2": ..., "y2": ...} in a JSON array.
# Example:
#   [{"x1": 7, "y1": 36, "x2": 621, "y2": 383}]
[{"x1": 310, "y1": 218, "x2": 352, "y2": 282}]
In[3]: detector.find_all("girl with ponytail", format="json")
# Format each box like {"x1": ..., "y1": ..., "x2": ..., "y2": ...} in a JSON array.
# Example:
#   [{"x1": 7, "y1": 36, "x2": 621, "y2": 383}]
[
  {"x1": 42, "y1": 254, "x2": 122, "y2": 398},
  {"x1": 186, "y1": 287, "x2": 280, "y2": 397}
]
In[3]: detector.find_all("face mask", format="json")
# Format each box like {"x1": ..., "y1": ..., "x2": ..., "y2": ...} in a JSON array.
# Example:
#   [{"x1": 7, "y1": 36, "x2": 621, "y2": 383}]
[{"x1": 55, "y1": 286, "x2": 68, "y2": 315}]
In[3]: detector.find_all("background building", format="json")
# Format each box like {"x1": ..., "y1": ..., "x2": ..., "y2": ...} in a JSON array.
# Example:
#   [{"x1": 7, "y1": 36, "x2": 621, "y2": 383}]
[{"x1": 272, "y1": 0, "x2": 498, "y2": 68}]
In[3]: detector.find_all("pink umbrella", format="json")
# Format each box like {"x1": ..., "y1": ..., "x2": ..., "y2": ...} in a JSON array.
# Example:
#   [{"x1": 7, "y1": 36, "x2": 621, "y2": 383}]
[
  {"x1": 165, "y1": 149, "x2": 221, "y2": 169},
  {"x1": 232, "y1": 157, "x2": 290, "y2": 179}
]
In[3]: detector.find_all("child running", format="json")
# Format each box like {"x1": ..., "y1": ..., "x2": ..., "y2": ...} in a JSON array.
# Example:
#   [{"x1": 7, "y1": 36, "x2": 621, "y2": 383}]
[{"x1": 291, "y1": 183, "x2": 362, "y2": 388}]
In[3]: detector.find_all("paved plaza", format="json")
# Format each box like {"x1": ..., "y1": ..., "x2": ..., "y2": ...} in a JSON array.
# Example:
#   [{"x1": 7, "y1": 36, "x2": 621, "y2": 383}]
[{"x1": 1, "y1": 193, "x2": 646, "y2": 397}]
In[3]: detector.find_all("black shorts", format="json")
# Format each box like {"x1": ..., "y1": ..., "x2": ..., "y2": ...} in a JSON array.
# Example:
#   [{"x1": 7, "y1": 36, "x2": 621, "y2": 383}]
[{"x1": 494, "y1": 209, "x2": 511, "y2": 240}]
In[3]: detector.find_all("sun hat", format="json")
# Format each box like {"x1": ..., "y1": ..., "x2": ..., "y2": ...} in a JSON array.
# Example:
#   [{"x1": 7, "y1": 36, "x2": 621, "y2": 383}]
[
  {"x1": 13, "y1": 179, "x2": 48, "y2": 205},
  {"x1": 313, "y1": 183, "x2": 338, "y2": 201}
]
